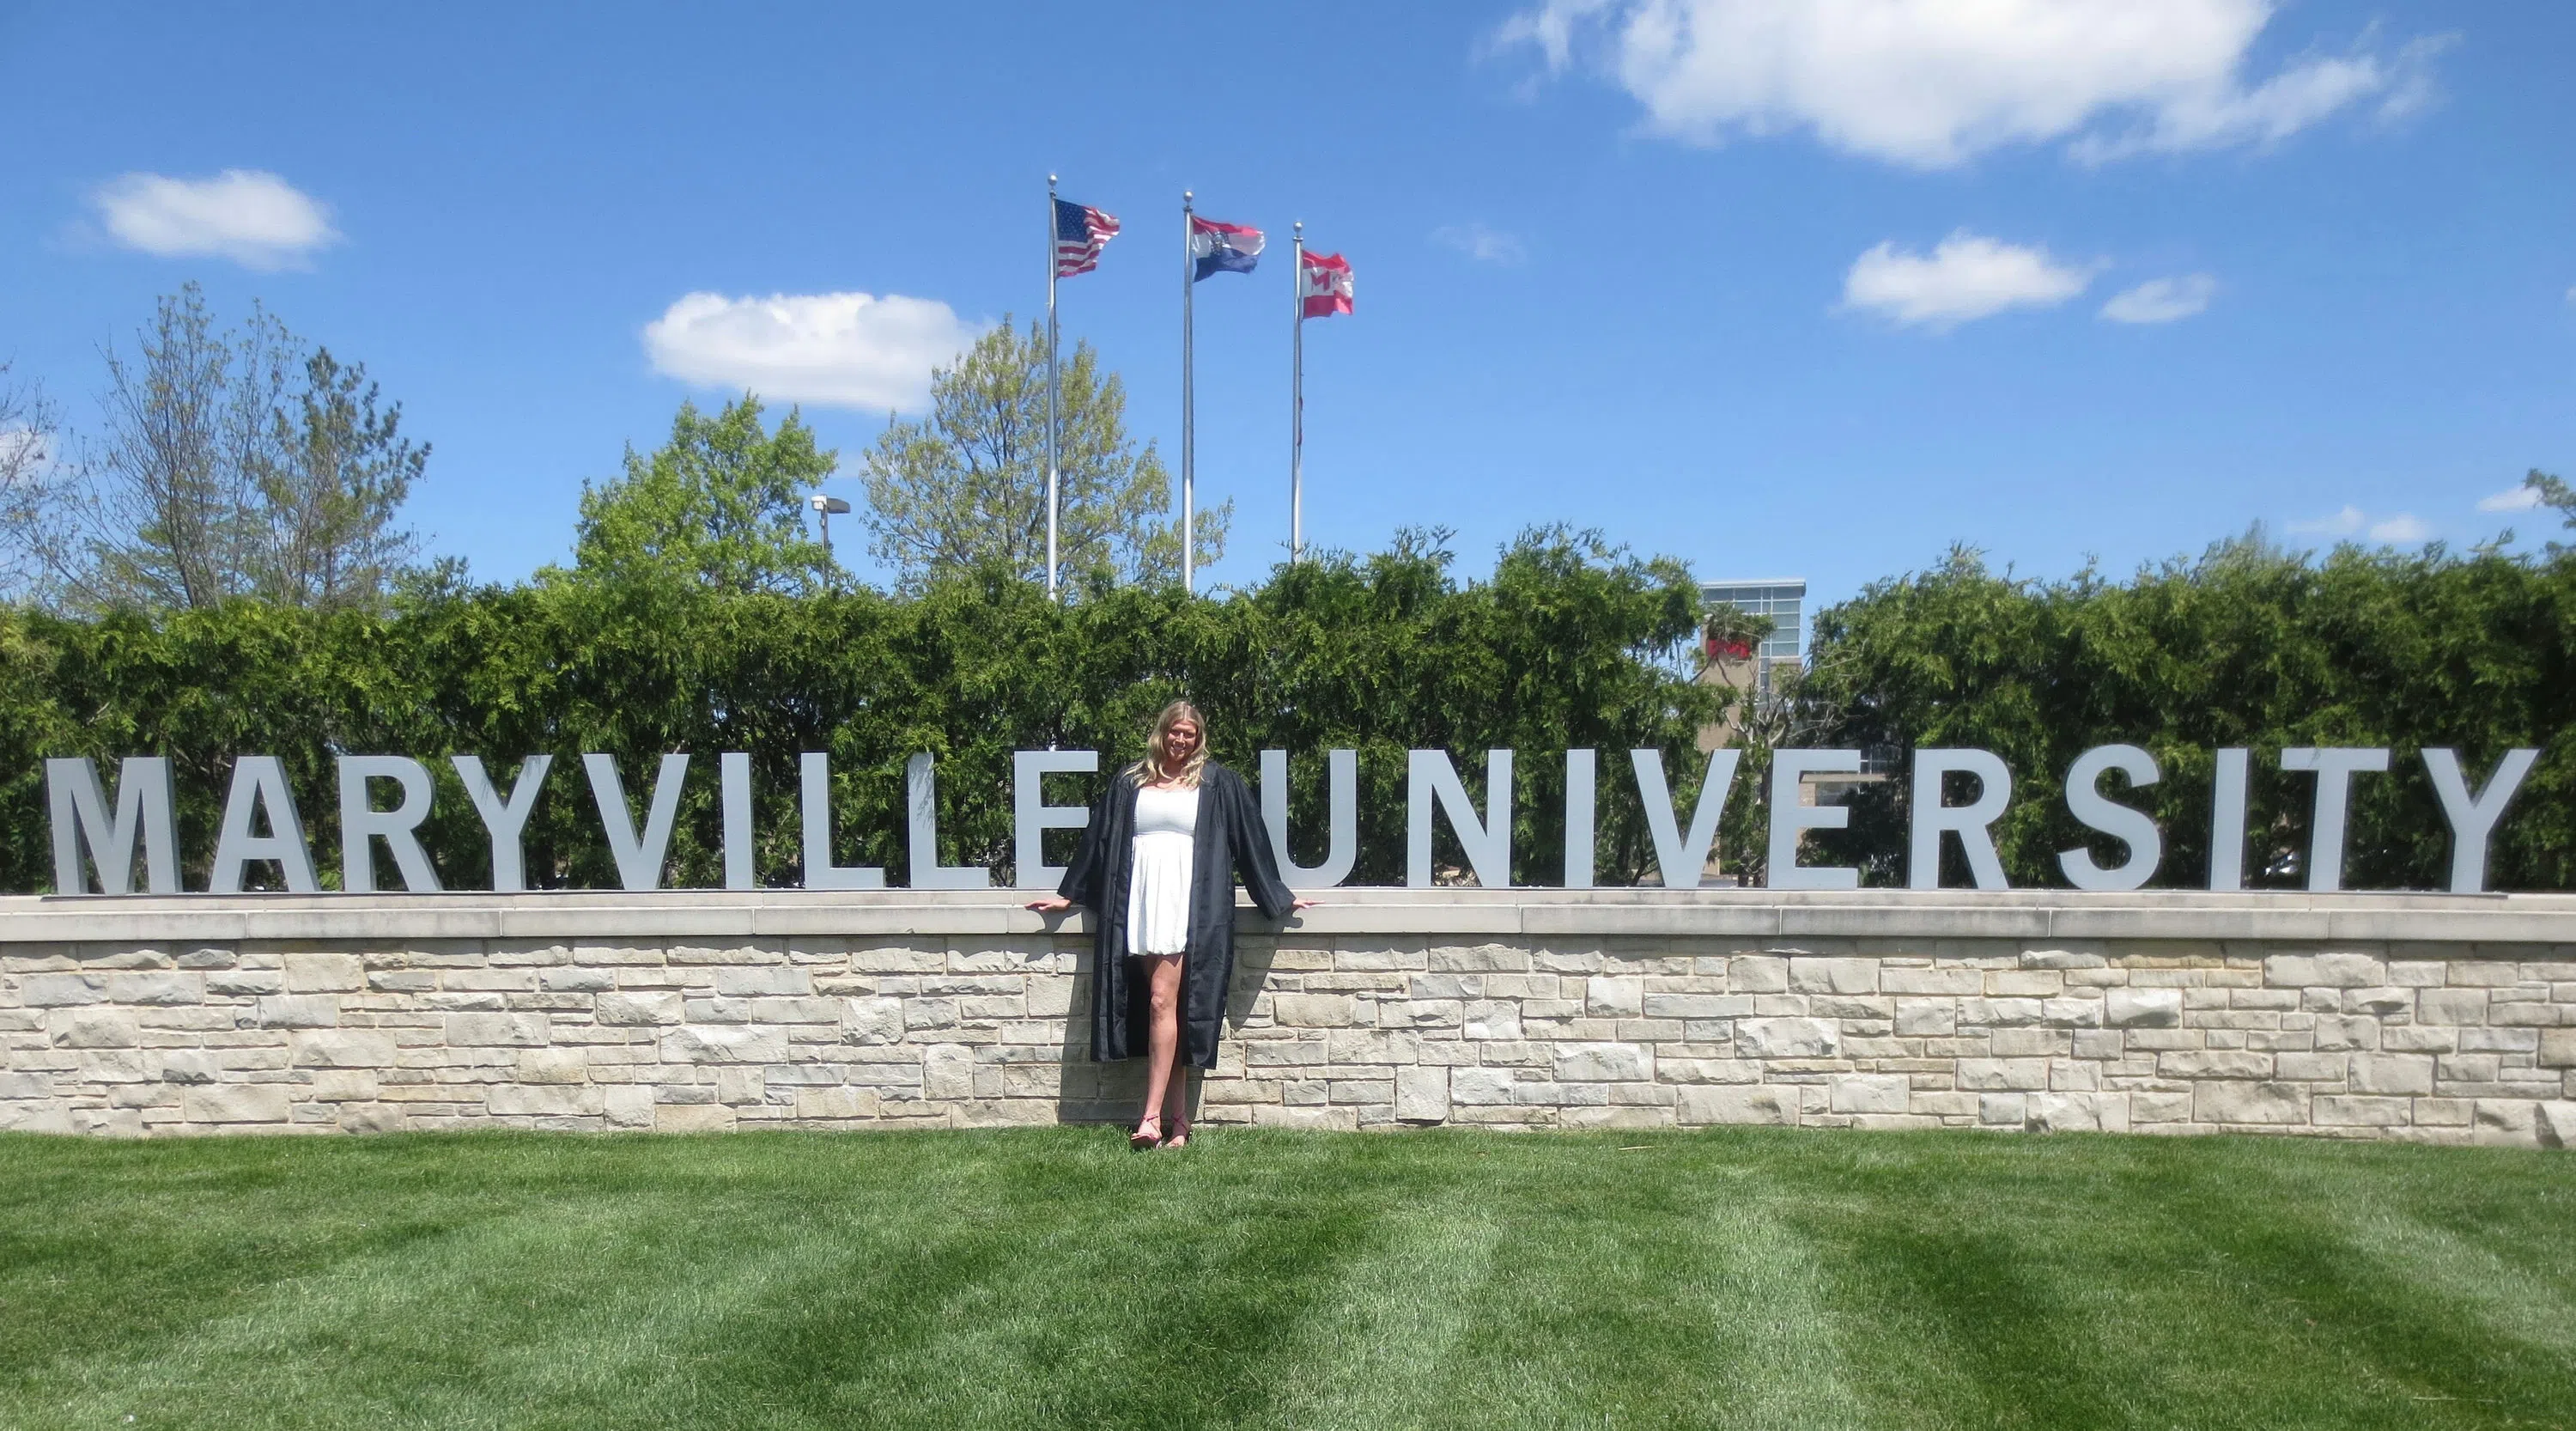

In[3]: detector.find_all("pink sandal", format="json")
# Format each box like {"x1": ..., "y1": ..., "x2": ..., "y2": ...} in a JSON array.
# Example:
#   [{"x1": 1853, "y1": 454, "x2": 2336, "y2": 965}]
[
  {"x1": 1129, "y1": 1114, "x2": 1163, "y2": 1151},
  {"x1": 1159, "y1": 1118, "x2": 1192, "y2": 1150}
]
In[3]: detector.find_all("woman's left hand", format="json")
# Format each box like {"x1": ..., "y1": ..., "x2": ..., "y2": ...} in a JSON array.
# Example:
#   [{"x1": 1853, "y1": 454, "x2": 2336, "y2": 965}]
[{"x1": 1291, "y1": 898, "x2": 1319, "y2": 911}]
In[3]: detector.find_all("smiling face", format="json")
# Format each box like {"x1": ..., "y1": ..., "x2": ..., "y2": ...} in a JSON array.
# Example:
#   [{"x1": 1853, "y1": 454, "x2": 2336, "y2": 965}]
[{"x1": 1160, "y1": 717, "x2": 1202, "y2": 770}]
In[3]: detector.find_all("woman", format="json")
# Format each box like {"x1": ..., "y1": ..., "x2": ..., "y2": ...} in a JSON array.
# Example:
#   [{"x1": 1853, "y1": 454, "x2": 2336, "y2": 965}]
[{"x1": 1025, "y1": 701, "x2": 1312, "y2": 1149}]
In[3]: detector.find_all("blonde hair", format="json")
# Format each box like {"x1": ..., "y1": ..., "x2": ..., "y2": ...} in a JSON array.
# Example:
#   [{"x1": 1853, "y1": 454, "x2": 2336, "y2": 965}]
[{"x1": 1130, "y1": 699, "x2": 1210, "y2": 789}]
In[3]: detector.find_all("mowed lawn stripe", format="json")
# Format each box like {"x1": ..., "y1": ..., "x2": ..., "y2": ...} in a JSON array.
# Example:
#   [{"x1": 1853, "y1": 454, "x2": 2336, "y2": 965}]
[{"x1": 1, "y1": 1128, "x2": 2571, "y2": 1431}]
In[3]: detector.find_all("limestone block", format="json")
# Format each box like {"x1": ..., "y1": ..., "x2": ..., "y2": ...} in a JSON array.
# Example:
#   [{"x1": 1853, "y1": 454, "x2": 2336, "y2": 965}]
[
  {"x1": 1378, "y1": 1000, "x2": 1460, "y2": 1030},
  {"x1": 2342, "y1": 987, "x2": 2412, "y2": 1016},
  {"x1": 1735, "y1": 1018, "x2": 1837, "y2": 1059},
  {"x1": 1986, "y1": 971, "x2": 2063, "y2": 997},
  {"x1": 1449, "y1": 1068, "x2": 1516, "y2": 1105},
  {"x1": 1394, "y1": 1066, "x2": 1449, "y2": 1120},
  {"x1": 1273, "y1": 994, "x2": 1361, "y2": 1027},
  {"x1": 2263, "y1": 953, "x2": 2385, "y2": 989},
  {"x1": 446, "y1": 1013, "x2": 548, "y2": 1047},
  {"x1": 100, "y1": 971, "x2": 204, "y2": 1006},
  {"x1": 2343, "y1": 1053, "x2": 2433, "y2": 1096},
  {"x1": 1831, "y1": 1074, "x2": 1911, "y2": 1115},
  {"x1": 338, "y1": 1103, "x2": 406, "y2": 1134},
  {"x1": 283, "y1": 953, "x2": 364, "y2": 993},
  {"x1": 1657, "y1": 1057, "x2": 1760, "y2": 1085},
  {"x1": 2537, "y1": 1101, "x2": 2576, "y2": 1149},
  {"x1": 21, "y1": 972, "x2": 107, "y2": 1006},
  {"x1": 659, "y1": 1026, "x2": 787, "y2": 1064},
  {"x1": 1956, "y1": 1058, "x2": 2048, "y2": 1091},
  {"x1": 751, "y1": 996, "x2": 848, "y2": 1025},
  {"x1": 157, "y1": 1050, "x2": 218, "y2": 1085},
  {"x1": 184, "y1": 1084, "x2": 292, "y2": 1123},
  {"x1": 207, "y1": 969, "x2": 283, "y2": 996},
  {"x1": 488, "y1": 1085, "x2": 605, "y2": 1117},
  {"x1": 1462, "y1": 1001, "x2": 1523, "y2": 1040},
  {"x1": 2158, "y1": 1050, "x2": 2270, "y2": 1080},
  {"x1": 1728, "y1": 956, "x2": 1789, "y2": 994},
  {"x1": 2542, "y1": 1029, "x2": 2576, "y2": 1068},
  {"x1": 256, "y1": 995, "x2": 338, "y2": 1029},
  {"x1": 1643, "y1": 994, "x2": 1750, "y2": 1020},
  {"x1": 290, "y1": 1030, "x2": 398, "y2": 1069},
  {"x1": 1791, "y1": 959, "x2": 1878, "y2": 995},
  {"x1": 1585, "y1": 977, "x2": 1643, "y2": 1017},
  {"x1": 309, "y1": 1069, "x2": 379, "y2": 1102},
  {"x1": 540, "y1": 967, "x2": 617, "y2": 993},
  {"x1": 2193, "y1": 1081, "x2": 2306, "y2": 1124},
  {"x1": 714, "y1": 966, "x2": 811, "y2": 997},
  {"x1": 1979, "y1": 1093, "x2": 2026, "y2": 1125},
  {"x1": 1957, "y1": 998, "x2": 2045, "y2": 1028},
  {"x1": 1553, "y1": 1043, "x2": 1649, "y2": 1081},
  {"x1": 52, "y1": 1007, "x2": 140, "y2": 1048},
  {"x1": 2104, "y1": 989, "x2": 2183, "y2": 1029},
  {"x1": 1678, "y1": 1084, "x2": 1795, "y2": 1126},
  {"x1": 594, "y1": 992, "x2": 683, "y2": 1026},
  {"x1": 2026, "y1": 1093, "x2": 2105, "y2": 1132},
  {"x1": 2020, "y1": 947, "x2": 2109, "y2": 970},
  {"x1": 842, "y1": 996, "x2": 905, "y2": 1044},
  {"x1": 1882, "y1": 967, "x2": 1983, "y2": 996},
  {"x1": 1893, "y1": 999, "x2": 1957, "y2": 1037},
  {"x1": 517, "y1": 1049, "x2": 589, "y2": 1085},
  {"x1": 922, "y1": 1044, "x2": 976, "y2": 1100},
  {"x1": 2471, "y1": 1099, "x2": 2536, "y2": 1147},
  {"x1": 2314, "y1": 1095, "x2": 2412, "y2": 1126},
  {"x1": 2311, "y1": 1015, "x2": 2380, "y2": 1052},
  {"x1": 2417, "y1": 990, "x2": 2489, "y2": 1026},
  {"x1": 604, "y1": 1086, "x2": 656, "y2": 1128},
  {"x1": 657, "y1": 1103, "x2": 738, "y2": 1133}
]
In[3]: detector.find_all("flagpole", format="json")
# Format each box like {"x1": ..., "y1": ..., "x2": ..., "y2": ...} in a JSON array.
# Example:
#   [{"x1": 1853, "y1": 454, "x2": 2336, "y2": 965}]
[
  {"x1": 1045, "y1": 175, "x2": 1060, "y2": 601},
  {"x1": 1181, "y1": 191, "x2": 1195, "y2": 596},
  {"x1": 1291, "y1": 221, "x2": 1304, "y2": 565}
]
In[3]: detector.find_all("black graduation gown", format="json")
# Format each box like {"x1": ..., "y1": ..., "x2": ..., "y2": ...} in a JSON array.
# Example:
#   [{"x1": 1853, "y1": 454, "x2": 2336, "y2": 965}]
[{"x1": 1058, "y1": 762, "x2": 1297, "y2": 1069}]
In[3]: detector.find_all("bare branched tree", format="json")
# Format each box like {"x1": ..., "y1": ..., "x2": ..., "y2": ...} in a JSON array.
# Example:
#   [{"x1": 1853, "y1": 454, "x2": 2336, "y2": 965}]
[
  {"x1": 0, "y1": 360, "x2": 65, "y2": 599},
  {"x1": 41, "y1": 285, "x2": 429, "y2": 612}
]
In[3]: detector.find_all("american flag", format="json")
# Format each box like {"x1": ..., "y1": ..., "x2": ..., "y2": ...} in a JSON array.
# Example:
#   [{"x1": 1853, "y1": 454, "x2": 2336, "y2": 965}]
[{"x1": 1054, "y1": 198, "x2": 1120, "y2": 277}]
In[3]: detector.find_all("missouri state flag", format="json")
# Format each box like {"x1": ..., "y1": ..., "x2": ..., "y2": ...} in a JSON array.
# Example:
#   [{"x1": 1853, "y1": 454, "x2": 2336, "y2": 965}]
[
  {"x1": 1188, "y1": 216, "x2": 1264, "y2": 281},
  {"x1": 1299, "y1": 249, "x2": 1353, "y2": 319}
]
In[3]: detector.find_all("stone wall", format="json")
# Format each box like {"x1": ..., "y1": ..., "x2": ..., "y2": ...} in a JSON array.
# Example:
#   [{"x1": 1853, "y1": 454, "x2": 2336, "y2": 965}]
[{"x1": 2, "y1": 890, "x2": 2571, "y2": 1146}]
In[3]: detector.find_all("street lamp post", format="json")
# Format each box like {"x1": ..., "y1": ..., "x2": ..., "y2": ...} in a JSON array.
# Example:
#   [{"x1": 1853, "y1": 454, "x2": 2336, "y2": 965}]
[{"x1": 810, "y1": 494, "x2": 852, "y2": 557}]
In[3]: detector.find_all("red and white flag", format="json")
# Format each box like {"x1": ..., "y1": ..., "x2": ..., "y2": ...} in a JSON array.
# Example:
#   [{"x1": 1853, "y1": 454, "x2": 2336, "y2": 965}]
[{"x1": 1299, "y1": 250, "x2": 1352, "y2": 319}]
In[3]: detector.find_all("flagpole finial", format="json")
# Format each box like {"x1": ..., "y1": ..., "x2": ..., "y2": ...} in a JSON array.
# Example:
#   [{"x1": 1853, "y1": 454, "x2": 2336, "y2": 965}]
[{"x1": 1048, "y1": 173, "x2": 1058, "y2": 186}]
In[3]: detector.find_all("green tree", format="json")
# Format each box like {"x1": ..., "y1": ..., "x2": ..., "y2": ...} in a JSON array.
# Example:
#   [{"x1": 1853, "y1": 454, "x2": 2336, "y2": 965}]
[
  {"x1": 558, "y1": 396, "x2": 835, "y2": 594},
  {"x1": 857, "y1": 319, "x2": 1224, "y2": 590}
]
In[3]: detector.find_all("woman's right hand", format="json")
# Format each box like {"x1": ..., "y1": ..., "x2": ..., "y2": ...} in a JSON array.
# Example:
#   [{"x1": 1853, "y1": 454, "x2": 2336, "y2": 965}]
[{"x1": 1024, "y1": 896, "x2": 1074, "y2": 914}]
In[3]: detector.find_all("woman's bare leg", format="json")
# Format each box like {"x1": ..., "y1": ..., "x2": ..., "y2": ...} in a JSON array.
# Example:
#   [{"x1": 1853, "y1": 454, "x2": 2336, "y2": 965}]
[{"x1": 1137, "y1": 954, "x2": 1187, "y2": 1134}]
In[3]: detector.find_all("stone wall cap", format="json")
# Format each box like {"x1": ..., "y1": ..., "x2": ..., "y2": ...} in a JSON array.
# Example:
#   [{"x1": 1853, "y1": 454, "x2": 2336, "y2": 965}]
[{"x1": 3, "y1": 887, "x2": 2570, "y2": 946}]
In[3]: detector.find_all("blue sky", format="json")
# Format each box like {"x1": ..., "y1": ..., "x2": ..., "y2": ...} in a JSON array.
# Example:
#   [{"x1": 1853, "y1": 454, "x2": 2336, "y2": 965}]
[{"x1": 3, "y1": 1, "x2": 2570, "y2": 615}]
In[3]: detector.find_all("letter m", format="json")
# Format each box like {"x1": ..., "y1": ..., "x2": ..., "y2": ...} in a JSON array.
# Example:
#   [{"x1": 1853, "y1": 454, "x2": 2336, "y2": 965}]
[{"x1": 46, "y1": 757, "x2": 179, "y2": 894}]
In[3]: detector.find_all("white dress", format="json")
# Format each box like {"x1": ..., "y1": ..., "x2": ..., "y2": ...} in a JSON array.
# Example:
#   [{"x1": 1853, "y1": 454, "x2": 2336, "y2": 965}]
[{"x1": 1127, "y1": 783, "x2": 1200, "y2": 957}]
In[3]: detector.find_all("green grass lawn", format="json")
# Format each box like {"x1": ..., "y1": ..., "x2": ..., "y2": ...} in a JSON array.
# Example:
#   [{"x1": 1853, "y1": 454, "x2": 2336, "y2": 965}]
[{"x1": 2, "y1": 1126, "x2": 2571, "y2": 1431}]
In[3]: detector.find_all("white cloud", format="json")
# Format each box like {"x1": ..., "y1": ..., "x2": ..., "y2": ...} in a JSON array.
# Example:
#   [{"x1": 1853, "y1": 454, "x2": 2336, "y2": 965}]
[
  {"x1": 91, "y1": 170, "x2": 338, "y2": 270},
  {"x1": 1431, "y1": 222, "x2": 1528, "y2": 265},
  {"x1": 2477, "y1": 484, "x2": 2543, "y2": 514},
  {"x1": 2289, "y1": 505, "x2": 2366, "y2": 537},
  {"x1": 0, "y1": 427, "x2": 52, "y2": 476},
  {"x1": 1498, "y1": 0, "x2": 2439, "y2": 169},
  {"x1": 1840, "y1": 231, "x2": 2090, "y2": 330},
  {"x1": 2100, "y1": 273, "x2": 2217, "y2": 324},
  {"x1": 2288, "y1": 506, "x2": 2431, "y2": 543},
  {"x1": 643, "y1": 292, "x2": 980, "y2": 411}
]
